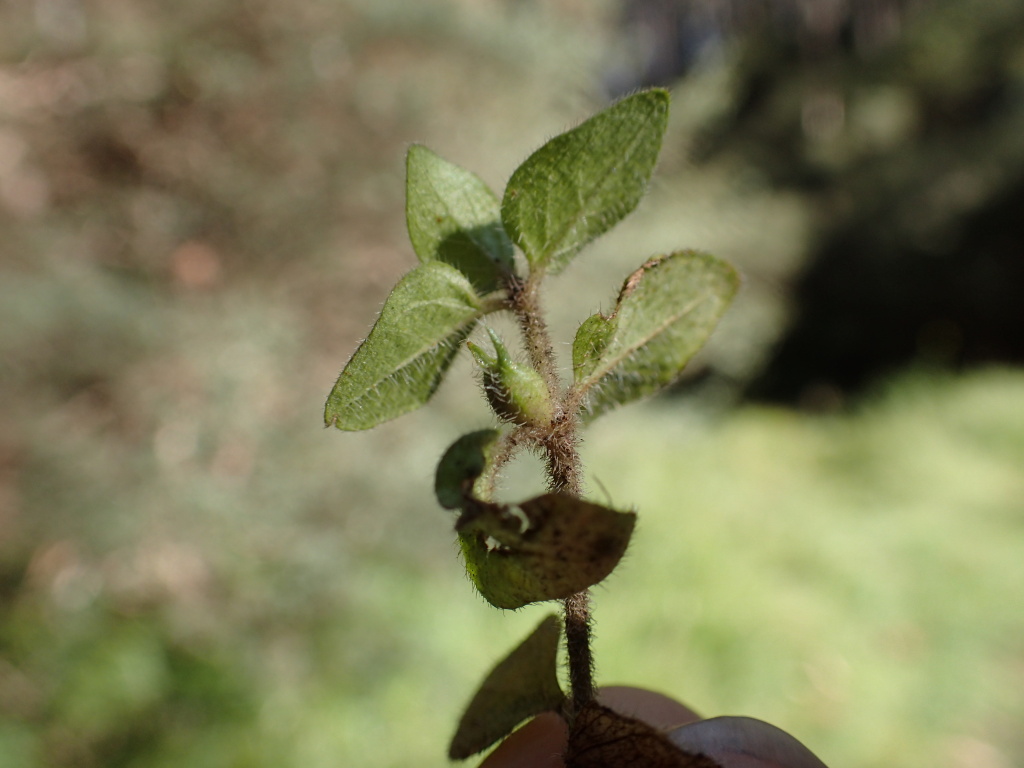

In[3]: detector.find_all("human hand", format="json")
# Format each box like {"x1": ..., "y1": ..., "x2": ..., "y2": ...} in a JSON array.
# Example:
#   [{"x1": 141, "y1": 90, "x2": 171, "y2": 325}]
[
  {"x1": 478, "y1": 686, "x2": 829, "y2": 768},
  {"x1": 478, "y1": 686, "x2": 699, "y2": 768}
]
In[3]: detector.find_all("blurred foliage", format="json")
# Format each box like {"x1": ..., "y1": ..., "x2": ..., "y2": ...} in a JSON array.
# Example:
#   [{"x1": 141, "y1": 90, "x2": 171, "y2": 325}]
[
  {"x1": 686, "y1": 0, "x2": 1024, "y2": 400},
  {"x1": 0, "y1": 0, "x2": 1021, "y2": 767},
  {"x1": 606, "y1": 0, "x2": 1024, "y2": 401},
  {"x1": 586, "y1": 368, "x2": 1024, "y2": 768}
]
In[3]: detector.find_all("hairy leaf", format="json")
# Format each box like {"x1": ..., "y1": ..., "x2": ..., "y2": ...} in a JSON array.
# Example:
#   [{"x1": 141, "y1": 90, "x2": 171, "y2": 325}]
[
  {"x1": 449, "y1": 615, "x2": 565, "y2": 760},
  {"x1": 501, "y1": 89, "x2": 670, "y2": 275},
  {"x1": 567, "y1": 703, "x2": 722, "y2": 768},
  {"x1": 571, "y1": 313, "x2": 617, "y2": 384},
  {"x1": 406, "y1": 145, "x2": 515, "y2": 292},
  {"x1": 468, "y1": 328, "x2": 554, "y2": 427},
  {"x1": 324, "y1": 262, "x2": 482, "y2": 430},
  {"x1": 574, "y1": 251, "x2": 739, "y2": 420},
  {"x1": 435, "y1": 429, "x2": 502, "y2": 509},
  {"x1": 457, "y1": 493, "x2": 636, "y2": 610}
]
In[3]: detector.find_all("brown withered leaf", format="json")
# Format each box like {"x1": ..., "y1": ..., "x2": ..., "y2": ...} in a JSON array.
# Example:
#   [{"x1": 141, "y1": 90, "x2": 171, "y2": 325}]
[
  {"x1": 456, "y1": 493, "x2": 636, "y2": 610},
  {"x1": 448, "y1": 614, "x2": 565, "y2": 760},
  {"x1": 566, "y1": 703, "x2": 722, "y2": 768}
]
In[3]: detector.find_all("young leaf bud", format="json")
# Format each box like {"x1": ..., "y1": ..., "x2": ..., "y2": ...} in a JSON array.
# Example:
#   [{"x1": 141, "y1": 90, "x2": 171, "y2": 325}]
[
  {"x1": 468, "y1": 328, "x2": 554, "y2": 427},
  {"x1": 435, "y1": 429, "x2": 502, "y2": 509}
]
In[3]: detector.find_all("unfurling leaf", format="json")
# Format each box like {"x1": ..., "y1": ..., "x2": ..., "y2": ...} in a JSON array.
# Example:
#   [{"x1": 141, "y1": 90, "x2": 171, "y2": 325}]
[
  {"x1": 501, "y1": 89, "x2": 670, "y2": 275},
  {"x1": 574, "y1": 250, "x2": 739, "y2": 420},
  {"x1": 571, "y1": 313, "x2": 617, "y2": 383},
  {"x1": 406, "y1": 145, "x2": 515, "y2": 293},
  {"x1": 449, "y1": 615, "x2": 565, "y2": 760},
  {"x1": 435, "y1": 429, "x2": 503, "y2": 509},
  {"x1": 457, "y1": 493, "x2": 636, "y2": 610},
  {"x1": 566, "y1": 703, "x2": 722, "y2": 768},
  {"x1": 667, "y1": 716, "x2": 830, "y2": 768},
  {"x1": 325, "y1": 262, "x2": 482, "y2": 431},
  {"x1": 468, "y1": 328, "x2": 554, "y2": 427}
]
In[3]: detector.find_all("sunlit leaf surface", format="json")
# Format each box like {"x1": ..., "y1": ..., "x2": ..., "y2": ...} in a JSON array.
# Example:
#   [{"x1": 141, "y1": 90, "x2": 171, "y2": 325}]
[
  {"x1": 406, "y1": 145, "x2": 515, "y2": 292},
  {"x1": 574, "y1": 250, "x2": 738, "y2": 420},
  {"x1": 324, "y1": 262, "x2": 482, "y2": 430},
  {"x1": 501, "y1": 89, "x2": 669, "y2": 275}
]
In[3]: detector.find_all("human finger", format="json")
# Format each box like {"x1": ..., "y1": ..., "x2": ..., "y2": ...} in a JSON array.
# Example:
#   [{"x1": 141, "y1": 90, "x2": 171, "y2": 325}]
[{"x1": 478, "y1": 686, "x2": 699, "y2": 768}]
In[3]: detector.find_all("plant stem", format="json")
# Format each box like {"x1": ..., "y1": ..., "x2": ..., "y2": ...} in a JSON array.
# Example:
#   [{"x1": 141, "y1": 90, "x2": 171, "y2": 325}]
[
  {"x1": 505, "y1": 270, "x2": 594, "y2": 721},
  {"x1": 543, "y1": 417, "x2": 583, "y2": 496},
  {"x1": 562, "y1": 590, "x2": 595, "y2": 718},
  {"x1": 506, "y1": 273, "x2": 560, "y2": 396}
]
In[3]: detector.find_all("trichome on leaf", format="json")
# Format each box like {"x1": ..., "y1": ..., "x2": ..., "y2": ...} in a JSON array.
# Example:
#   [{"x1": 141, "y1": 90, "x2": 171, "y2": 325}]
[
  {"x1": 321, "y1": 88, "x2": 807, "y2": 766},
  {"x1": 456, "y1": 493, "x2": 636, "y2": 610}
]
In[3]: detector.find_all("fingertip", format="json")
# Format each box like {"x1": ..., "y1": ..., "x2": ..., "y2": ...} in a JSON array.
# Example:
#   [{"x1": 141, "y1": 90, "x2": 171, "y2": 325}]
[
  {"x1": 599, "y1": 685, "x2": 702, "y2": 729},
  {"x1": 474, "y1": 686, "x2": 701, "y2": 767},
  {"x1": 476, "y1": 712, "x2": 568, "y2": 768}
]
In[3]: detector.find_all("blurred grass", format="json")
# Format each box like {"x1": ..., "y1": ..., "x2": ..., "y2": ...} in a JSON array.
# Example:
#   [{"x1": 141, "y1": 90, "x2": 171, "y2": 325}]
[
  {"x1": 585, "y1": 369, "x2": 1024, "y2": 768},
  {"x1": 6, "y1": 362, "x2": 1022, "y2": 768},
  {"x1": 1, "y1": 1, "x2": 1022, "y2": 767}
]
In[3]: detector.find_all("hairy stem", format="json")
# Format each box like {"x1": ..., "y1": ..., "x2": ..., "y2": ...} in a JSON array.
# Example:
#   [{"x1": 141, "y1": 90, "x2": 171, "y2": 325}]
[
  {"x1": 505, "y1": 270, "x2": 594, "y2": 720},
  {"x1": 506, "y1": 273, "x2": 560, "y2": 396},
  {"x1": 543, "y1": 417, "x2": 583, "y2": 496},
  {"x1": 562, "y1": 591, "x2": 595, "y2": 718}
]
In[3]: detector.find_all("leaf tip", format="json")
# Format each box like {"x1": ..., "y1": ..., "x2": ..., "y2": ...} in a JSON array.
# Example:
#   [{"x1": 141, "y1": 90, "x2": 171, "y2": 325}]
[{"x1": 448, "y1": 614, "x2": 564, "y2": 759}]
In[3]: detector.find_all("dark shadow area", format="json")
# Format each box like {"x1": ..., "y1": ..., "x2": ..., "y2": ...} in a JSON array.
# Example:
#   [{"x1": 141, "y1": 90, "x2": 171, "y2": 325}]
[
  {"x1": 609, "y1": 0, "x2": 1024, "y2": 405},
  {"x1": 749, "y1": 174, "x2": 1024, "y2": 403}
]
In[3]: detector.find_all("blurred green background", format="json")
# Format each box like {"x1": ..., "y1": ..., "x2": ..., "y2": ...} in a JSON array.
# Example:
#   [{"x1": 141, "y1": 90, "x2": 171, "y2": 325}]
[{"x1": 1, "y1": 1, "x2": 1022, "y2": 766}]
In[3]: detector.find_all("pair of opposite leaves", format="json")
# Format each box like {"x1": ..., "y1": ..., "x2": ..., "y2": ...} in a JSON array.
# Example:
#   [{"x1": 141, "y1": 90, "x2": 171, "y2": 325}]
[
  {"x1": 452, "y1": 615, "x2": 831, "y2": 768},
  {"x1": 324, "y1": 88, "x2": 739, "y2": 432},
  {"x1": 323, "y1": 90, "x2": 747, "y2": 764}
]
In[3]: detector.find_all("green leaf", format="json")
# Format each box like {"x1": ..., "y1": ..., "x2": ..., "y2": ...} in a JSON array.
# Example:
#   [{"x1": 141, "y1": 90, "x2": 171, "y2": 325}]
[
  {"x1": 449, "y1": 615, "x2": 565, "y2": 760},
  {"x1": 468, "y1": 328, "x2": 554, "y2": 427},
  {"x1": 406, "y1": 145, "x2": 515, "y2": 293},
  {"x1": 324, "y1": 262, "x2": 482, "y2": 430},
  {"x1": 571, "y1": 313, "x2": 617, "y2": 384},
  {"x1": 573, "y1": 250, "x2": 739, "y2": 420},
  {"x1": 434, "y1": 429, "x2": 502, "y2": 509},
  {"x1": 501, "y1": 89, "x2": 670, "y2": 275},
  {"x1": 457, "y1": 493, "x2": 636, "y2": 610}
]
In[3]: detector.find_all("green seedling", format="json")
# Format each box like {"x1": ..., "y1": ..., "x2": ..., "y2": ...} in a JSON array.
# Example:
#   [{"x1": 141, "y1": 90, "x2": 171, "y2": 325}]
[{"x1": 326, "y1": 89, "x2": 826, "y2": 766}]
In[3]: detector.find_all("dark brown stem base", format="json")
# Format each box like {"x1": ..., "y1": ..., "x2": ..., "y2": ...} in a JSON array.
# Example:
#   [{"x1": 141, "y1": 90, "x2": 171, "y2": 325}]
[{"x1": 562, "y1": 590, "x2": 595, "y2": 720}]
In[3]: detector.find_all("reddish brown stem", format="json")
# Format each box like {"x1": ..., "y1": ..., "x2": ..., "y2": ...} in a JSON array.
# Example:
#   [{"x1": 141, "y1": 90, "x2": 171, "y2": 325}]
[
  {"x1": 504, "y1": 268, "x2": 594, "y2": 722},
  {"x1": 562, "y1": 590, "x2": 595, "y2": 719}
]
